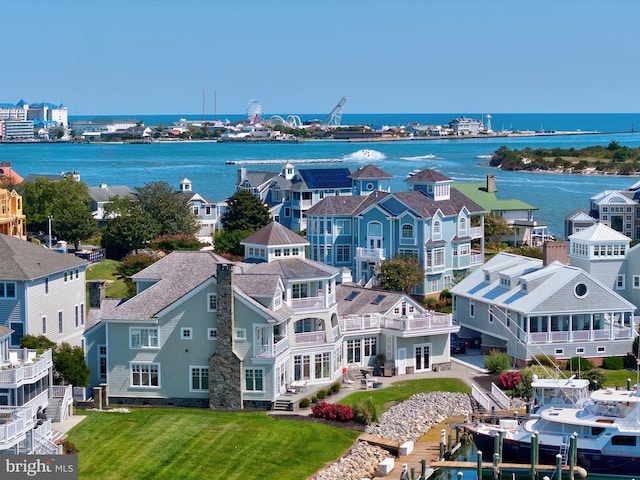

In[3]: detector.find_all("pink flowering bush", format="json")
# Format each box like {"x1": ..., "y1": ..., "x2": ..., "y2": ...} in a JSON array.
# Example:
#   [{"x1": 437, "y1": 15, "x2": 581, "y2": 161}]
[
  {"x1": 311, "y1": 401, "x2": 353, "y2": 422},
  {"x1": 500, "y1": 371, "x2": 521, "y2": 390}
]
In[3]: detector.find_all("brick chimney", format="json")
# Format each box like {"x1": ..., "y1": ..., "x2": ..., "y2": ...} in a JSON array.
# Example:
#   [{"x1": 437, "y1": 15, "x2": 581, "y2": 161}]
[
  {"x1": 543, "y1": 241, "x2": 568, "y2": 266},
  {"x1": 486, "y1": 174, "x2": 497, "y2": 193}
]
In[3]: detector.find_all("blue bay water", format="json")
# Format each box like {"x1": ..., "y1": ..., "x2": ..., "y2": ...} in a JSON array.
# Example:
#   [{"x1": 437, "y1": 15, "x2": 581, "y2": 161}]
[{"x1": 3, "y1": 113, "x2": 640, "y2": 237}]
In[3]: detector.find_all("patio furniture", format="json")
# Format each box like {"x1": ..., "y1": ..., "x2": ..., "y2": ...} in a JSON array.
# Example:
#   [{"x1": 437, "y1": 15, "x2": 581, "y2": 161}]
[
  {"x1": 290, "y1": 379, "x2": 307, "y2": 393},
  {"x1": 361, "y1": 376, "x2": 375, "y2": 390},
  {"x1": 8, "y1": 352, "x2": 20, "y2": 368}
]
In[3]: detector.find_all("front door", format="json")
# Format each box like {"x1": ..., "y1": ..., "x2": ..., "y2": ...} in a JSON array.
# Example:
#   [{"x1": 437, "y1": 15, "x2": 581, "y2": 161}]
[
  {"x1": 397, "y1": 348, "x2": 407, "y2": 375},
  {"x1": 415, "y1": 344, "x2": 431, "y2": 371}
]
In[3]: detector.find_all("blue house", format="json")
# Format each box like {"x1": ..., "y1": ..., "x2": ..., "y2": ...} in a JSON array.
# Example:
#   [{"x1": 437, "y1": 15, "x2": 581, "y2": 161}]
[{"x1": 306, "y1": 169, "x2": 486, "y2": 295}]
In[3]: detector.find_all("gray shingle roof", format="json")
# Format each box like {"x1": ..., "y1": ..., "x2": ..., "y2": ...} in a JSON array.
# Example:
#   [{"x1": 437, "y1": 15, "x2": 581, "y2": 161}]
[
  {"x1": 239, "y1": 258, "x2": 339, "y2": 280},
  {"x1": 348, "y1": 164, "x2": 393, "y2": 180},
  {"x1": 306, "y1": 192, "x2": 388, "y2": 216},
  {"x1": 404, "y1": 169, "x2": 451, "y2": 183},
  {"x1": 0, "y1": 325, "x2": 12, "y2": 339},
  {"x1": 383, "y1": 190, "x2": 485, "y2": 218},
  {"x1": 234, "y1": 274, "x2": 282, "y2": 296},
  {"x1": 336, "y1": 284, "x2": 422, "y2": 317},
  {"x1": 0, "y1": 235, "x2": 87, "y2": 280},
  {"x1": 241, "y1": 222, "x2": 309, "y2": 247},
  {"x1": 88, "y1": 185, "x2": 134, "y2": 203}
]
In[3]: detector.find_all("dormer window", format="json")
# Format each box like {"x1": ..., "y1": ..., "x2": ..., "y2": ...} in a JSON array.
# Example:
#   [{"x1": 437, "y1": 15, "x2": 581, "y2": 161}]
[{"x1": 521, "y1": 283, "x2": 528, "y2": 292}]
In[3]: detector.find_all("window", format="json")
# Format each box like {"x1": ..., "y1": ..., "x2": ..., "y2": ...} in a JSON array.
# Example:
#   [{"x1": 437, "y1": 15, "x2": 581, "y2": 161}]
[
  {"x1": 616, "y1": 275, "x2": 625, "y2": 290},
  {"x1": 433, "y1": 220, "x2": 441, "y2": 236},
  {"x1": 459, "y1": 217, "x2": 467, "y2": 232},
  {"x1": 292, "y1": 283, "x2": 308, "y2": 298},
  {"x1": 336, "y1": 219, "x2": 350, "y2": 235},
  {"x1": 401, "y1": 224, "x2": 414, "y2": 239},
  {"x1": 574, "y1": 283, "x2": 588, "y2": 298},
  {"x1": 42, "y1": 316, "x2": 47, "y2": 334},
  {"x1": 367, "y1": 221, "x2": 382, "y2": 237},
  {"x1": 75, "y1": 305, "x2": 79, "y2": 327},
  {"x1": 576, "y1": 347, "x2": 585, "y2": 355},
  {"x1": 208, "y1": 328, "x2": 217, "y2": 340},
  {"x1": 131, "y1": 363, "x2": 159, "y2": 387},
  {"x1": 245, "y1": 369, "x2": 264, "y2": 391},
  {"x1": 0, "y1": 282, "x2": 16, "y2": 299},
  {"x1": 597, "y1": 346, "x2": 606, "y2": 354},
  {"x1": 190, "y1": 366, "x2": 209, "y2": 392},
  {"x1": 235, "y1": 328, "x2": 246, "y2": 341},
  {"x1": 336, "y1": 245, "x2": 351, "y2": 263},
  {"x1": 181, "y1": 328, "x2": 193, "y2": 339},
  {"x1": 284, "y1": 207, "x2": 290, "y2": 217},
  {"x1": 555, "y1": 348, "x2": 564, "y2": 356},
  {"x1": 130, "y1": 328, "x2": 159, "y2": 348},
  {"x1": 634, "y1": 275, "x2": 640, "y2": 289},
  {"x1": 458, "y1": 244, "x2": 470, "y2": 256},
  {"x1": 208, "y1": 293, "x2": 218, "y2": 312},
  {"x1": 99, "y1": 345, "x2": 107, "y2": 380},
  {"x1": 399, "y1": 248, "x2": 418, "y2": 257},
  {"x1": 346, "y1": 340, "x2": 361, "y2": 363},
  {"x1": 444, "y1": 275, "x2": 452, "y2": 289},
  {"x1": 426, "y1": 248, "x2": 445, "y2": 268},
  {"x1": 58, "y1": 312, "x2": 63, "y2": 334},
  {"x1": 81, "y1": 304, "x2": 85, "y2": 325},
  {"x1": 470, "y1": 300, "x2": 475, "y2": 318},
  {"x1": 45, "y1": 277, "x2": 49, "y2": 295},
  {"x1": 364, "y1": 337, "x2": 377, "y2": 357}
]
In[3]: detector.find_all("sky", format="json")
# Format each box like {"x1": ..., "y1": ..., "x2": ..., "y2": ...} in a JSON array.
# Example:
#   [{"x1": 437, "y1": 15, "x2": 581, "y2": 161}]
[{"x1": 2, "y1": 0, "x2": 640, "y2": 115}]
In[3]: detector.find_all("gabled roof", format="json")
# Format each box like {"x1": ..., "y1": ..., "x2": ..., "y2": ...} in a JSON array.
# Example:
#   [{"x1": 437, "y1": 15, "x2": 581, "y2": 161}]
[
  {"x1": 21, "y1": 173, "x2": 65, "y2": 183},
  {"x1": 348, "y1": 164, "x2": 393, "y2": 180},
  {"x1": 377, "y1": 190, "x2": 485, "y2": 218},
  {"x1": 404, "y1": 169, "x2": 451, "y2": 183},
  {"x1": 110, "y1": 251, "x2": 231, "y2": 321},
  {"x1": 298, "y1": 168, "x2": 352, "y2": 189},
  {"x1": 564, "y1": 209, "x2": 596, "y2": 222},
  {"x1": 241, "y1": 222, "x2": 309, "y2": 247},
  {"x1": 306, "y1": 193, "x2": 386, "y2": 216},
  {"x1": 336, "y1": 284, "x2": 422, "y2": 317},
  {"x1": 242, "y1": 171, "x2": 279, "y2": 188},
  {"x1": 569, "y1": 223, "x2": 630, "y2": 242},
  {"x1": 234, "y1": 274, "x2": 282, "y2": 297},
  {"x1": 0, "y1": 325, "x2": 12, "y2": 339},
  {"x1": 87, "y1": 185, "x2": 134, "y2": 203},
  {"x1": 453, "y1": 182, "x2": 536, "y2": 212},
  {"x1": 0, "y1": 234, "x2": 87, "y2": 280}
]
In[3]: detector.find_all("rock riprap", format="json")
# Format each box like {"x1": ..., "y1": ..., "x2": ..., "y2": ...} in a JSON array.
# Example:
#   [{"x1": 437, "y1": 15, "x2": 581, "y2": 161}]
[{"x1": 313, "y1": 391, "x2": 473, "y2": 479}]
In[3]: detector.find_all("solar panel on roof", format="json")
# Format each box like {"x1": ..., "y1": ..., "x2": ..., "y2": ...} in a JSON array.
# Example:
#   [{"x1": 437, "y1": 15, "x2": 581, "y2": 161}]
[
  {"x1": 345, "y1": 291, "x2": 360, "y2": 301},
  {"x1": 300, "y1": 168, "x2": 352, "y2": 189}
]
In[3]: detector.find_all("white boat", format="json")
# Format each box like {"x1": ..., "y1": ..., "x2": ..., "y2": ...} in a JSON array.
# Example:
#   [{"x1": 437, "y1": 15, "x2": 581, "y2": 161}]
[{"x1": 466, "y1": 376, "x2": 640, "y2": 477}]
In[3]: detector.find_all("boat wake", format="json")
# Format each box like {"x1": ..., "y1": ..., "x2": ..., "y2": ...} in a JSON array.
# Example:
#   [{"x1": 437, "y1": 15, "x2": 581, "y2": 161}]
[
  {"x1": 343, "y1": 149, "x2": 386, "y2": 162},
  {"x1": 399, "y1": 154, "x2": 437, "y2": 161}
]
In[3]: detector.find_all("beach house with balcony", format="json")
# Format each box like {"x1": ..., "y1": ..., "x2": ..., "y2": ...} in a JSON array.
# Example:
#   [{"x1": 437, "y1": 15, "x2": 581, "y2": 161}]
[
  {"x1": 0, "y1": 325, "x2": 70, "y2": 455},
  {"x1": 306, "y1": 169, "x2": 486, "y2": 294},
  {"x1": 178, "y1": 177, "x2": 226, "y2": 243},
  {"x1": 0, "y1": 234, "x2": 88, "y2": 348},
  {"x1": 450, "y1": 251, "x2": 636, "y2": 366},
  {"x1": 85, "y1": 222, "x2": 459, "y2": 410}
]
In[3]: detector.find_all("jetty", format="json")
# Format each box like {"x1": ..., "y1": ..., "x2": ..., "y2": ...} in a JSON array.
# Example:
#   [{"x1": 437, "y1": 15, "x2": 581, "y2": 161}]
[{"x1": 225, "y1": 158, "x2": 343, "y2": 165}]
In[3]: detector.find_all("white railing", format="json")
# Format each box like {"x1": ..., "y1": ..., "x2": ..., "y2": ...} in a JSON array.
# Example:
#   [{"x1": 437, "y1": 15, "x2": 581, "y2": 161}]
[
  {"x1": 571, "y1": 331, "x2": 590, "y2": 341},
  {"x1": 51, "y1": 385, "x2": 73, "y2": 422},
  {"x1": 255, "y1": 336, "x2": 290, "y2": 358},
  {"x1": 355, "y1": 247, "x2": 386, "y2": 259},
  {"x1": 289, "y1": 296, "x2": 324, "y2": 310},
  {"x1": 340, "y1": 314, "x2": 382, "y2": 332},
  {"x1": 549, "y1": 331, "x2": 569, "y2": 343},
  {"x1": 0, "y1": 349, "x2": 52, "y2": 385},
  {"x1": 472, "y1": 384, "x2": 492, "y2": 411},
  {"x1": 470, "y1": 253, "x2": 484, "y2": 265},
  {"x1": 0, "y1": 405, "x2": 36, "y2": 448},
  {"x1": 526, "y1": 328, "x2": 628, "y2": 343},
  {"x1": 295, "y1": 331, "x2": 325, "y2": 344},
  {"x1": 32, "y1": 420, "x2": 62, "y2": 455},
  {"x1": 381, "y1": 313, "x2": 452, "y2": 332},
  {"x1": 470, "y1": 226, "x2": 483, "y2": 237},
  {"x1": 491, "y1": 383, "x2": 511, "y2": 410}
]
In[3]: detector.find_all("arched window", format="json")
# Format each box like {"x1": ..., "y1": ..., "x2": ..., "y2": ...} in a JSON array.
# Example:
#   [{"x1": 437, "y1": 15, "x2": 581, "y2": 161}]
[
  {"x1": 402, "y1": 224, "x2": 414, "y2": 239},
  {"x1": 368, "y1": 221, "x2": 382, "y2": 237},
  {"x1": 433, "y1": 220, "x2": 441, "y2": 236},
  {"x1": 459, "y1": 217, "x2": 466, "y2": 232}
]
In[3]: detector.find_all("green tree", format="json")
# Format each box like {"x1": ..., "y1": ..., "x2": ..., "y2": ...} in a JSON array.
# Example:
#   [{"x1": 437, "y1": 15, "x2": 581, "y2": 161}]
[
  {"x1": 20, "y1": 334, "x2": 56, "y2": 353},
  {"x1": 134, "y1": 181, "x2": 198, "y2": 236},
  {"x1": 214, "y1": 229, "x2": 253, "y2": 257},
  {"x1": 115, "y1": 253, "x2": 159, "y2": 297},
  {"x1": 22, "y1": 176, "x2": 98, "y2": 248},
  {"x1": 221, "y1": 190, "x2": 270, "y2": 233},
  {"x1": 375, "y1": 255, "x2": 425, "y2": 294},
  {"x1": 53, "y1": 343, "x2": 91, "y2": 387},
  {"x1": 101, "y1": 204, "x2": 160, "y2": 259},
  {"x1": 484, "y1": 213, "x2": 513, "y2": 245}
]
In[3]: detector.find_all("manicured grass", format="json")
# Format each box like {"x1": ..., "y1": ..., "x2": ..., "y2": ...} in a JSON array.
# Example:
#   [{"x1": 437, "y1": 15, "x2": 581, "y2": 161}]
[
  {"x1": 339, "y1": 378, "x2": 470, "y2": 414},
  {"x1": 67, "y1": 408, "x2": 360, "y2": 480},
  {"x1": 85, "y1": 260, "x2": 128, "y2": 298},
  {"x1": 602, "y1": 368, "x2": 640, "y2": 387}
]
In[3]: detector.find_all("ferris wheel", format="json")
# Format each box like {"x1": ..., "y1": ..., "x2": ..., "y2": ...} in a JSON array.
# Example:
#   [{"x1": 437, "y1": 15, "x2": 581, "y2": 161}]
[{"x1": 247, "y1": 99, "x2": 264, "y2": 124}]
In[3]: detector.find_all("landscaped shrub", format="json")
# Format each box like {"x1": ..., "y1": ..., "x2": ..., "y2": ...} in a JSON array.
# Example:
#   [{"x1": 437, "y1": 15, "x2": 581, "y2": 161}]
[
  {"x1": 329, "y1": 382, "x2": 341, "y2": 394},
  {"x1": 499, "y1": 371, "x2": 521, "y2": 390},
  {"x1": 484, "y1": 350, "x2": 511, "y2": 375},
  {"x1": 311, "y1": 401, "x2": 353, "y2": 422},
  {"x1": 624, "y1": 353, "x2": 637, "y2": 369},
  {"x1": 582, "y1": 368, "x2": 607, "y2": 390},
  {"x1": 311, "y1": 395, "x2": 318, "y2": 404},
  {"x1": 298, "y1": 398, "x2": 310, "y2": 408},
  {"x1": 602, "y1": 356, "x2": 624, "y2": 370},
  {"x1": 565, "y1": 356, "x2": 594, "y2": 372},
  {"x1": 530, "y1": 354, "x2": 557, "y2": 369},
  {"x1": 514, "y1": 365, "x2": 549, "y2": 399},
  {"x1": 352, "y1": 397, "x2": 379, "y2": 425},
  {"x1": 151, "y1": 234, "x2": 205, "y2": 252},
  {"x1": 316, "y1": 389, "x2": 327, "y2": 400}
]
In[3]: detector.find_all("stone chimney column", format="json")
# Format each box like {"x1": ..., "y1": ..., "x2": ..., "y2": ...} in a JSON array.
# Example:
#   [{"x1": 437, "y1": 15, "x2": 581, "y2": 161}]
[{"x1": 209, "y1": 263, "x2": 243, "y2": 410}]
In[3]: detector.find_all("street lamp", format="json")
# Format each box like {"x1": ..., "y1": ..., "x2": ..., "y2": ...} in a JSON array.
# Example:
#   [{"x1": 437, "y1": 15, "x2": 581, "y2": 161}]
[{"x1": 47, "y1": 215, "x2": 53, "y2": 249}]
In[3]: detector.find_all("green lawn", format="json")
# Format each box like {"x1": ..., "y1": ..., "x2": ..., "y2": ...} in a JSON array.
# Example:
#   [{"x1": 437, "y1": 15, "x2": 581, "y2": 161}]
[
  {"x1": 85, "y1": 260, "x2": 128, "y2": 298},
  {"x1": 68, "y1": 409, "x2": 359, "y2": 480},
  {"x1": 602, "y1": 368, "x2": 640, "y2": 388},
  {"x1": 339, "y1": 378, "x2": 470, "y2": 414}
]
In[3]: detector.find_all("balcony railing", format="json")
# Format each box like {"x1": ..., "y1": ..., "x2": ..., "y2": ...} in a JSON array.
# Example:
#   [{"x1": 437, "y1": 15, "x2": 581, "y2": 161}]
[
  {"x1": 0, "y1": 405, "x2": 36, "y2": 449},
  {"x1": 382, "y1": 313, "x2": 453, "y2": 332},
  {"x1": 525, "y1": 327, "x2": 633, "y2": 343},
  {"x1": 470, "y1": 226, "x2": 483, "y2": 237},
  {"x1": 0, "y1": 349, "x2": 52, "y2": 386},
  {"x1": 355, "y1": 247, "x2": 386, "y2": 260},
  {"x1": 340, "y1": 314, "x2": 382, "y2": 332},
  {"x1": 289, "y1": 296, "x2": 324, "y2": 310},
  {"x1": 255, "y1": 336, "x2": 290, "y2": 358},
  {"x1": 295, "y1": 331, "x2": 326, "y2": 344},
  {"x1": 470, "y1": 253, "x2": 484, "y2": 265}
]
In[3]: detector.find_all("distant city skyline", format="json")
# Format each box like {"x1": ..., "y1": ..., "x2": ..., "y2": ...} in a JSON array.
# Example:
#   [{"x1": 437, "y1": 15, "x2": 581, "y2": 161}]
[{"x1": 3, "y1": 0, "x2": 640, "y2": 116}]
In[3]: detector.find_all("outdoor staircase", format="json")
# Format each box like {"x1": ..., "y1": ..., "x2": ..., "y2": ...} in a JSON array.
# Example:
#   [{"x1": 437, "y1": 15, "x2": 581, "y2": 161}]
[
  {"x1": 273, "y1": 400, "x2": 293, "y2": 412},
  {"x1": 45, "y1": 397, "x2": 63, "y2": 423}
]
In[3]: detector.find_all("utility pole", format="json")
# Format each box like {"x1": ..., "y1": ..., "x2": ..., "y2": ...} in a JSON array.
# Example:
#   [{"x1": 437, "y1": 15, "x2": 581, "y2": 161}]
[{"x1": 48, "y1": 215, "x2": 53, "y2": 249}]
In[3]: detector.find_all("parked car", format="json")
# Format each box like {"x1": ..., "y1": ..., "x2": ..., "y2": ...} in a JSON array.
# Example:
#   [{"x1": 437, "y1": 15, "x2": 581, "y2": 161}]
[{"x1": 450, "y1": 333, "x2": 466, "y2": 354}]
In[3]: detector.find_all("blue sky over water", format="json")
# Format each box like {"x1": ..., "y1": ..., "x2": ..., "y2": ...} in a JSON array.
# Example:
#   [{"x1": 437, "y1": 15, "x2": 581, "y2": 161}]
[{"x1": 3, "y1": 0, "x2": 640, "y2": 115}]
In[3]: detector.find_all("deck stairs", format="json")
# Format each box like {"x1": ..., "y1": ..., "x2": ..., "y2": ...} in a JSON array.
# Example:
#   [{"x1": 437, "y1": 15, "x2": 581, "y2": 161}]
[
  {"x1": 45, "y1": 397, "x2": 63, "y2": 423},
  {"x1": 273, "y1": 399, "x2": 293, "y2": 411}
]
